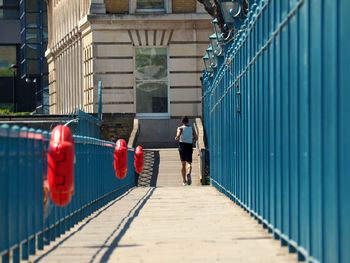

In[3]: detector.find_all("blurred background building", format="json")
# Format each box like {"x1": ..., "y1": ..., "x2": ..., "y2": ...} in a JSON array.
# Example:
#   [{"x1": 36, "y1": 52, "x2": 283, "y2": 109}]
[{"x1": 0, "y1": 0, "x2": 49, "y2": 114}]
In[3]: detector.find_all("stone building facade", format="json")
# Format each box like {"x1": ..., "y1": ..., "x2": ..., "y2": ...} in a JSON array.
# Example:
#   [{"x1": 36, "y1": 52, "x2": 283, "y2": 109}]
[{"x1": 46, "y1": 0, "x2": 211, "y2": 118}]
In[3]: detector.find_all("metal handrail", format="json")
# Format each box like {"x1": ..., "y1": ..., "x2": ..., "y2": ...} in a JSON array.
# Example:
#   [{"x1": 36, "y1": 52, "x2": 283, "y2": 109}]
[{"x1": 0, "y1": 124, "x2": 135, "y2": 262}]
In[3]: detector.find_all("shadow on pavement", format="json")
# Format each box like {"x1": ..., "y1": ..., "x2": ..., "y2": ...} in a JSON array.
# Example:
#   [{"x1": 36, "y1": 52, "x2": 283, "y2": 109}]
[{"x1": 136, "y1": 150, "x2": 159, "y2": 187}]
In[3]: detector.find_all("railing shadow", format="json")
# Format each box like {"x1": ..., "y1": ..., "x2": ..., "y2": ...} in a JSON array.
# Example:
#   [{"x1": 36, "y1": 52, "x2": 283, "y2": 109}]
[
  {"x1": 136, "y1": 150, "x2": 160, "y2": 187},
  {"x1": 33, "y1": 188, "x2": 135, "y2": 262},
  {"x1": 92, "y1": 187, "x2": 155, "y2": 263}
]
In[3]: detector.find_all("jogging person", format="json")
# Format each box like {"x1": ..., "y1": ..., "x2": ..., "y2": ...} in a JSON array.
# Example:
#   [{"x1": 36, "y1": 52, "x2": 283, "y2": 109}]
[{"x1": 175, "y1": 116, "x2": 196, "y2": 186}]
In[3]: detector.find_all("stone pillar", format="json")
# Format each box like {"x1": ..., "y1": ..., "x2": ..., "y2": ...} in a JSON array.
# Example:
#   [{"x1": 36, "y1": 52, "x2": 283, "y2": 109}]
[
  {"x1": 165, "y1": 0, "x2": 172, "y2": 13},
  {"x1": 90, "y1": 0, "x2": 106, "y2": 14}
]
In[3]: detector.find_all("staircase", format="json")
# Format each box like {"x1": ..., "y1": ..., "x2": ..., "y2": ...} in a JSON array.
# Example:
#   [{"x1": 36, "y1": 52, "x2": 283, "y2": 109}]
[{"x1": 136, "y1": 148, "x2": 200, "y2": 187}]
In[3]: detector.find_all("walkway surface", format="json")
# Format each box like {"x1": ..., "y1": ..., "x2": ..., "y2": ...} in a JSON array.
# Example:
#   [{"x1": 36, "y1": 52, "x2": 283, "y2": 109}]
[{"x1": 30, "y1": 149, "x2": 297, "y2": 263}]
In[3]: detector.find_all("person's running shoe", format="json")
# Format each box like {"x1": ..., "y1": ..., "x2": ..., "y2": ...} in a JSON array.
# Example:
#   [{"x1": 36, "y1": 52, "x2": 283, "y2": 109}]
[
  {"x1": 186, "y1": 174, "x2": 192, "y2": 185},
  {"x1": 182, "y1": 181, "x2": 187, "y2": 186}
]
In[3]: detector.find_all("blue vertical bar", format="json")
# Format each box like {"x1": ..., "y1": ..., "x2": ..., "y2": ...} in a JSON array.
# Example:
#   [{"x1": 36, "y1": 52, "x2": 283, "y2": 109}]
[
  {"x1": 44, "y1": 130, "x2": 52, "y2": 245},
  {"x1": 8, "y1": 126, "x2": 20, "y2": 263},
  {"x1": 254, "y1": 25, "x2": 258, "y2": 214},
  {"x1": 262, "y1": 3, "x2": 270, "y2": 225},
  {"x1": 308, "y1": 0, "x2": 323, "y2": 260},
  {"x1": 19, "y1": 127, "x2": 29, "y2": 260},
  {"x1": 322, "y1": 0, "x2": 339, "y2": 262},
  {"x1": 36, "y1": 130, "x2": 44, "y2": 250},
  {"x1": 27, "y1": 128, "x2": 36, "y2": 255},
  {"x1": 289, "y1": 0, "x2": 299, "y2": 249},
  {"x1": 339, "y1": 1, "x2": 350, "y2": 262},
  {"x1": 281, "y1": 1, "x2": 290, "y2": 242},
  {"x1": 243, "y1": 36, "x2": 247, "y2": 206},
  {"x1": 0, "y1": 125, "x2": 10, "y2": 263},
  {"x1": 247, "y1": 19, "x2": 252, "y2": 210},
  {"x1": 298, "y1": 0, "x2": 310, "y2": 258},
  {"x1": 250, "y1": 22, "x2": 255, "y2": 212},
  {"x1": 269, "y1": 0, "x2": 276, "y2": 228},
  {"x1": 258, "y1": 11, "x2": 264, "y2": 218},
  {"x1": 274, "y1": 0, "x2": 282, "y2": 236},
  {"x1": 339, "y1": 0, "x2": 350, "y2": 261}
]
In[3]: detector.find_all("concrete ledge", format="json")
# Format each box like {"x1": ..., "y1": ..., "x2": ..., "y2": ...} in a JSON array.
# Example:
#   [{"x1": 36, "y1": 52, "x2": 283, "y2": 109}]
[
  {"x1": 127, "y1": 118, "x2": 139, "y2": 149},
  {"x1": 194, "y1": 117, "x2": 205, "y2": 150},
  {"x1": 193, "y1": 118, "x2": 209, "y2": 185},
  {"x1": 87, "y1": 13, "x2": 211, "y2": 22},
  {"x1": 0, "y1": 114, "x2": 78, "y2": 131}
]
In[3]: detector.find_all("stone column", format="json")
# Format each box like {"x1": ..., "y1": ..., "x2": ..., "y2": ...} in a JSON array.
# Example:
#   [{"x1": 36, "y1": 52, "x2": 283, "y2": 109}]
[
  {"x1": 90, "y1": 0, "x2": 106, "y2": 14},
  {"x1": 165, "y1": 0, "x2": 172, "y2": 13}
]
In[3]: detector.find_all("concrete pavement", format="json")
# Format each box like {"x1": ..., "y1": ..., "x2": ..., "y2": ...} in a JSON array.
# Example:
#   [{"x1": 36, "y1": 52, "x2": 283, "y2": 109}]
[{"x1": 29, "y1": 149, "x2": 297, "y2": 263}]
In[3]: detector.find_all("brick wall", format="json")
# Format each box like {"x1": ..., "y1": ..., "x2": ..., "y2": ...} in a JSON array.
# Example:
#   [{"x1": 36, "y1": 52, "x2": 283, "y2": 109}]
[
  {"x1": 172, "y1": 0, "x2": 196, "y2": 13},
  {"x1": 105, "y1": 0, "x2": 129, "y2": 14}
]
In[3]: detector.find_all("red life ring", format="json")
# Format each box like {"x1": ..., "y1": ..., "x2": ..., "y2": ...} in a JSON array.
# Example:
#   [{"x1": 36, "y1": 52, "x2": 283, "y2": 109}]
[
  {"x1": 134, "y1": 145, "x2": 144, "y2": 174},
  {"x1": 47, "y1": 125, "x2": 75, "y2": 206},
  {"x1": 114, "y1": 139, "x2": 128, "y2": 179}
]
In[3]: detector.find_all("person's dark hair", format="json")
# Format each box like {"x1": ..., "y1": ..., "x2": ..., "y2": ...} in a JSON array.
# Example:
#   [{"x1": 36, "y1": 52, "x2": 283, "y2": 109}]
[{"x1": 181, "y1": 116, "x2": 189, "y2": 124}]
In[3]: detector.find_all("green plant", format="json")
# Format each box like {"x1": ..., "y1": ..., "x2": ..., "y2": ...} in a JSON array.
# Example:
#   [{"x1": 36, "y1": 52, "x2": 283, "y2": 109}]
[{"x1": 0, "y1": 108, "x2": 31, "y2": 115}]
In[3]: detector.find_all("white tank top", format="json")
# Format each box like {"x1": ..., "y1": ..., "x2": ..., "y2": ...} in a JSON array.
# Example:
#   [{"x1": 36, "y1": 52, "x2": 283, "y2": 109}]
[{"x1": 179, "y1": 125, "x2": 193, "y2": 144}]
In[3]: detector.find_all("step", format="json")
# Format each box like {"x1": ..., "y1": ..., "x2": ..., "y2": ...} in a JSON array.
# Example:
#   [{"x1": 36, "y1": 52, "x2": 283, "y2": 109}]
[{"x1": 137, "y1": 148, "x2": 200, "y2": 187}]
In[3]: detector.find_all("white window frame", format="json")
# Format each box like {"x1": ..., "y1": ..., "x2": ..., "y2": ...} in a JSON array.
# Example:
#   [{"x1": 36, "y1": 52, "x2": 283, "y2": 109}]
[{"x1": 134, "y1": 46, "x2": 170, "y2": 119}]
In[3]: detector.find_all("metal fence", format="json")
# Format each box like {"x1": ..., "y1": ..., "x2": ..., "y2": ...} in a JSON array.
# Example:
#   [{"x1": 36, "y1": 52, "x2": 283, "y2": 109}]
[
  {"x1": 202, "y1": 0, "x2": 350, "y2": 262},
  {"x1": 66, "y1": 110, "x2": 101, "y2": 138},
  {"x1": 0, "y1": 124, "x2": 135, "y2": 263}
]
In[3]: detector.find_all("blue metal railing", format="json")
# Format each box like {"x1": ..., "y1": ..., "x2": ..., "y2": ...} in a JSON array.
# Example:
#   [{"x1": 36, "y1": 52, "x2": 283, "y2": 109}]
[
  {"x1": 202, "y1": 0, "x2": 350, "y2": 262},
  {"x1": 76, "y1": 110, "x2": 101, "y2": 138},
  {"x1": 65, "y1": 110, "x2": 101, "y2": 138},
  {"x1": 0, "y1": 124, "x2": 135, "y2": 263}
]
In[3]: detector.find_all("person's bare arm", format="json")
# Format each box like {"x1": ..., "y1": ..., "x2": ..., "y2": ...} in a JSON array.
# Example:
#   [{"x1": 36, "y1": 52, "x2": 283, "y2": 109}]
[{"x1": 175, "y1": 127, "x2": 182, "y2": 140}]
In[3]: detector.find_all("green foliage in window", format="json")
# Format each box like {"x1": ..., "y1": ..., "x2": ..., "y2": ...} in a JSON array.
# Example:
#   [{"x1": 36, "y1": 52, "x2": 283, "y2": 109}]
[
  {"x1": 136, "y1": 48, "x2": 167, "y2": 81},
  {"x1": 135, "y1": 47, "x2": 168, "y2": 114},
  {"x1": 0, "y1": 46, "x2": 16, "y2": 77}
]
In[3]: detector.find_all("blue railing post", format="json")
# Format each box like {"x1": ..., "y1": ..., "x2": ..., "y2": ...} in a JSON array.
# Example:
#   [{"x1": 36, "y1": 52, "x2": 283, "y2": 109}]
[
  {"x1": 0, "y1": 125, "x2": 10, "y2": 263},
  {"x1": 27, "y1": 128, "x2": 36, "y2": 256},
  {"x1": 8, "y1": 126, "x2": 20, "y2": 263},
  {"x1": 19, "y1": 126, "x2": 29, "y2": 260},
  {"x1": 35, "y1": 129, "x2": 44, "y2": 251}
]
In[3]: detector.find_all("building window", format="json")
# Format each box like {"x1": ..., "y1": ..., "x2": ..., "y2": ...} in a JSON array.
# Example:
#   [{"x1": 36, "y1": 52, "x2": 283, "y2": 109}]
[
  {"x1": 135, "y1": 47, "x2": 168, "y2": 114},
  {"x1": 0, "y1": 45, "x2": 16, "y2": 77},
  {"x1": 137, "y1": 0, "x2": 164, "y2": 10},
  {"x1": 19, "y1": 0, "x2": 48, "y2": 113},
  {"x1": 0, "y1": 0, "x2": 19, "y2": 19},
  {"x1": 172, "y1": 0, "x2": 196, "y2": 13},
  {"x1": 20, "y1": 0, "x2": 47, "y2": 77}
]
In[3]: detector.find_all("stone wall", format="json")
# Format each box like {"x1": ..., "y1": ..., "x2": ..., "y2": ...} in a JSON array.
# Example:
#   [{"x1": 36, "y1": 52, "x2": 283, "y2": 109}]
[
  {"x1": 137, "y1": 117, "x2": 197, "y2": 148},
  {"x1": 100, "y1": 113, "x2": 136, "y2": 142},
  {"x1": 89, "y1": 17, "x2": 210, "y2": 117}
]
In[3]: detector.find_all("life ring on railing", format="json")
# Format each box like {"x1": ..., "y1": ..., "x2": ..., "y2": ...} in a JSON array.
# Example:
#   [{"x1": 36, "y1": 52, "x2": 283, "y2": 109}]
[
  {"x1": 48, "y1": 125, "x2": 75, "y2": 207},
  {"x1": 114, "y1": 139, "x2": 128, "y2": 179},
  {"x1": 134, "y1": 145, "x2": 144, "y2": 174}
]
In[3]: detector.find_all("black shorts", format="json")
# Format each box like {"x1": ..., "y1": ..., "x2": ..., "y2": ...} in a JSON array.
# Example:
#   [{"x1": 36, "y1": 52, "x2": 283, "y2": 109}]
[{"x1": 178, "y1": 142, "x2": 193, "y2": 163}]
